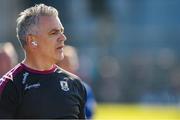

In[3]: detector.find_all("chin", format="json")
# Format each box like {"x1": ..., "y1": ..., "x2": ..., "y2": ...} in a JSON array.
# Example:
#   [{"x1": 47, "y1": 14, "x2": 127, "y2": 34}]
[
  {"x1": 58, "y1": 54, "x2": 64, "y2": 61},
  {"x1": 54, "y1": 55, "x2": 63, "y2": 64}
]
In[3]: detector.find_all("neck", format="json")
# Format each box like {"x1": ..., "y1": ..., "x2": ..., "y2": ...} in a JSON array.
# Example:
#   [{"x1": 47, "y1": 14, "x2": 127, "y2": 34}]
[{"x1": 23, "y1": 53, "x2": 55, "y2": 71}]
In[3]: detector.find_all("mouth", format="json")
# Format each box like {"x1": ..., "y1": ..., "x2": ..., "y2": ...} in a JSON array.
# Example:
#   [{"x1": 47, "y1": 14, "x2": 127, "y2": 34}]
[{"x1": 57, "y1": 45, "x2": 64, "y2": 52}]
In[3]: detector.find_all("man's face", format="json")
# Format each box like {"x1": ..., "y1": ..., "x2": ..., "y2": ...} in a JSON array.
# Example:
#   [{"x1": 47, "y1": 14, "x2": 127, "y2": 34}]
[{"x1": 35, "y1": 16, "x2": 66, "y2": 63}]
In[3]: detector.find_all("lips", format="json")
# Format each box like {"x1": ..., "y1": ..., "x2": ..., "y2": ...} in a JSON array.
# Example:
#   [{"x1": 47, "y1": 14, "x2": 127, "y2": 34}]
[
  {"x1": 57, "y1": 46, "x2": 64, "y2": 53},
  {"x1": 57, "y1": 45, "x2": 64, "y2": 50}
]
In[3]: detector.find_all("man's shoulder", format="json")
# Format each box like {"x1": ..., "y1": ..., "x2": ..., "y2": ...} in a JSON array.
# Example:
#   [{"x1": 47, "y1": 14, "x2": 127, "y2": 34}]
[
  {"x1": 56, "y1": 66, "x2": 81, "y2": 81},
  {"x1": 0, "y1": 63, "x2": 24, "y2": 95},
  {"x1": 0, "y1": 63, "x2": 24, "y2": 81}
]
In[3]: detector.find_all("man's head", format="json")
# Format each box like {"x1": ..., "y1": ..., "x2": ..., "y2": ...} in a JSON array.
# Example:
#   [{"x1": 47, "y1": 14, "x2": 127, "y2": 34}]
[
  {"x1": 16, "y1": 4, "x2": 67, "y2": 63},
  {"x1": 0, "y1": 42, "x2": 18, "y2": 77},
  {"x1": 57, "y1": 45, "x2": 79, "y2": 74},
  {"x1": 0, "y1": 51, "x2": 11, "y2": 77},
  {"x1": 16, "y1": 4, "x2": 58, "y2": 47}
]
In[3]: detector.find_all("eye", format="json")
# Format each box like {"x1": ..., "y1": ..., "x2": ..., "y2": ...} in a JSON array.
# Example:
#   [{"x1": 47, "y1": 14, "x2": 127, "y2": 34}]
[
  {"x1": 51, "y1": 31, "x2": 58, "y2": 35},
  {"x1": 50, "y1": 30, "x2": 59, "y2": 35},
  {"x1": 49, "y1": 28, "x2": 64, "y2": 35}
]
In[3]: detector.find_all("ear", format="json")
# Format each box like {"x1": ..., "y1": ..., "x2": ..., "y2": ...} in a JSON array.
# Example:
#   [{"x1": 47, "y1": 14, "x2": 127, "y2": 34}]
[{"x1": 26, "y1": 35, "x2": 37, "y2": 48}]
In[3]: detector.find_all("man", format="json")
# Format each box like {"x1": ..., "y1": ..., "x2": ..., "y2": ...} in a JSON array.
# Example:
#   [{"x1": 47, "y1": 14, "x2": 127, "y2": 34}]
[
  {"x1": 0, "y1": 42, "x2": 18, "y2": 77},
  {"x1": 0, "y1": 4, "x2": 86, "y2": 119},
  {"x1": 57, "y1": 45, "x2": 96, "y2": 119},
  {"x1": 0, "y1": 50, "x2": 12, "y2": 77}
]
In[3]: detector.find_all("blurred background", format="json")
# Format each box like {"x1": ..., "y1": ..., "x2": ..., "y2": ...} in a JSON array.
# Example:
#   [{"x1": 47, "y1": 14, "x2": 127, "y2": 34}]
[{"x1": 1, "y1": 0, "x2": 180, "y2": 119}]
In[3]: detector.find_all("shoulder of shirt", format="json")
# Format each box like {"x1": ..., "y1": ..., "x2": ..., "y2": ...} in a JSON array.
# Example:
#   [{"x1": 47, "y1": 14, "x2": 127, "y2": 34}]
[
  {"x1": 1, "y1": 63, "x2": 23, "y2": 81},
  {"x1": 55, "y1": 65, "x2": 81, "y2": 81}
]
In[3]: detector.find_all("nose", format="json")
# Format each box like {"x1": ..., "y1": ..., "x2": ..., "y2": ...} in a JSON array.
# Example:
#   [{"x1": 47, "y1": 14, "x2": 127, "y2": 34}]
[
  {"x1": 58, "y1": 33, "x2": 67, "y2": 42},
  {"x1": 62, "y1": 34, "x2": 67, "y2": 41}
]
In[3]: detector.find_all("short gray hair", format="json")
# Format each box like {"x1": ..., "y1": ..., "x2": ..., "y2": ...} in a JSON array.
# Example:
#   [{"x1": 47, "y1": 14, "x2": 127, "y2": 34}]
[{"x1": 16, "y1": 4, "x2": 58, "y2": 47}]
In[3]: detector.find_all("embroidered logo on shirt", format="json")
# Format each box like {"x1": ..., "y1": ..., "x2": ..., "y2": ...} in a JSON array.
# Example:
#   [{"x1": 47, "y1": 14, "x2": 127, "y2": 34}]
[
  {"x1": 60, "y1": 80, "x2": 69, "y2": 91},
  {"x1": 22, "y1": 72, "x2": 29, "y2": 84},
  {"x1": 25, "y1": 83, "x2": 40, "y2": 90}
]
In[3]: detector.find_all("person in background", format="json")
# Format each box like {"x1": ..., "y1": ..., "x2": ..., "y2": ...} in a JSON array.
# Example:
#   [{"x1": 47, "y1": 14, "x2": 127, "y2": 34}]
[
  {"x1": 0, "y1": 50, "x2": 11, "y2": 77},
  {"x1": 0, "y1": 42, "x2": 18, "y2": 77},
  {"x1": 57, "y1": 45, "x2": 96, "y2": 119},
  {"x1": 0, "y1": 4, "x2": 86, "y2": 119}
]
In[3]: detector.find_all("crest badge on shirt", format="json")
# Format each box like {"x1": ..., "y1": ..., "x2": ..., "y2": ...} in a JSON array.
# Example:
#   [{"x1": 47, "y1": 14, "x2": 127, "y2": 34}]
[{"x1": 60, "y1": 81, "x2": 69, "y2": 91}]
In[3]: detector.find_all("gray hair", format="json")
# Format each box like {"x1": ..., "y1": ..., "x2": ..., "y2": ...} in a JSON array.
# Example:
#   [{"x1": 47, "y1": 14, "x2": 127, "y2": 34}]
[{"x1": 16, "y1": 4, "x2": 58, "y2": 47}]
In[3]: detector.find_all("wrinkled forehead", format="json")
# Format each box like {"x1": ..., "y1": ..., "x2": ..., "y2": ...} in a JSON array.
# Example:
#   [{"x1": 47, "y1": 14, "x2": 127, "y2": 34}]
[{"x1": 38, "y1": 16, "x2": 63, "y2": 31}]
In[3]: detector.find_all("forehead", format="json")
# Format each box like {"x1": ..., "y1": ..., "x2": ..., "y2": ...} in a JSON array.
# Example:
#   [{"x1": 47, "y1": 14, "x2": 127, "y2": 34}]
[{"x1": 38, "y1": 16, "x2": 63, "y2": 31}]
